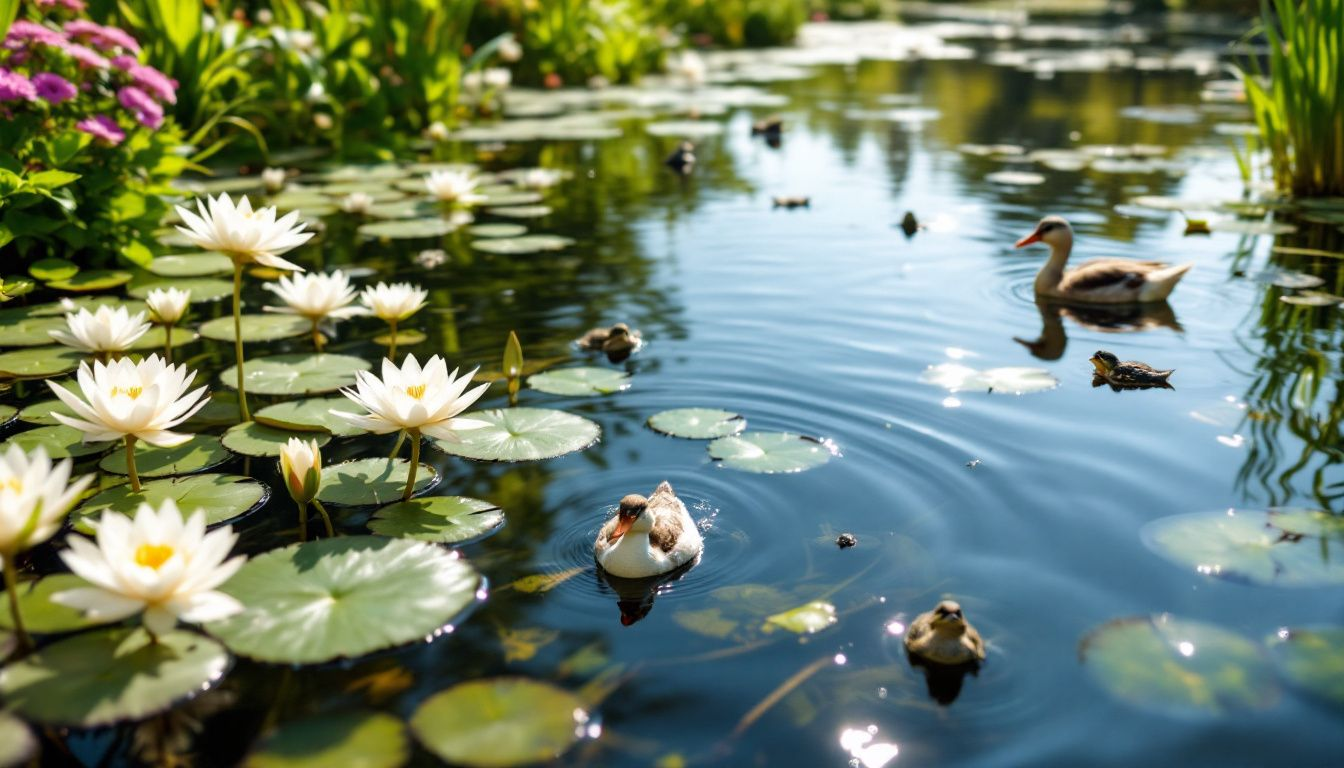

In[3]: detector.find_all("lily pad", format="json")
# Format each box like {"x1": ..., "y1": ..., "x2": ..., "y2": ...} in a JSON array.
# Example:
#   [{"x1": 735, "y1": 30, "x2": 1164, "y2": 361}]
[
  {"x1": 410, "y1": 678, "x2": 587, "y2": 768},
  {"x1": 1080, "y1": 615, "x2": 1278, "y2": 716},
  {"x1": 127, "y1": 325, "x2": 200, "y2": 352},
  {"x1": 762, "y1": 601, "x2": 838, "y2": 635},
  {"x1": 0, "y1": 314, "x2": 67, "y2": 347},
  {"x1": 255, "y1": 397, "x2": 367, "y2": 437},
  {"x1": 200, "y1": 314, "x2": 311, "y2": 343},
  {"x1": 1142, "y1": 509, "x2": 1344, "y2": 587},
  {"x1": 206, "y1": 536, "x2": 481, "y2": 665},
  {"x1": 357, "y1": 218, "x2": 461, "y2": 239},
  {"x1": 1280, "y1": 292, "x2": 1343, "y2": 307},
  {"x1": 0, "y1": 712, "x2": 35, "y2": 767},
  {"x1": 0, "y1": 346, "x2": 85, "y2": 379},
  {"x1": 46, "y1": 270, "x2": 132, "y2": 292},
  {"x1": 71, "y1": 473, "x2": 269, "y2": 534},
  {"x1": 1, "y1": 424, "x2": 112, "y2": 458},
  {"x1": 527, "y1": 367, "x2": 630, "y2": 396},
  {"x1": 0, "y1": 627, "x2": 231, "y2": 727},
  {"x1": 647, "y1": 408, "x2": 745, "y2": 439},
  {"x1": 1266, "y1": 626, "x2": 1344, "y2": 706},
  {"x1": 472, "y1": 235, "x2": 575, "y2": 255},
  {"x1": 29, "y1": 257, "x2": 79, "y2": 282},
  {"x1": 707, "y1": 432, "x2": 834, "y2": 474},
  {"x1": 1268, "y1": 508, "x2": 1344, "y2": 540},
  {"x1": 223, "y1": 421, "x2": 332, "y2": 458},
  {"x1": 673, "y1": 584, "x2": 796, "y2": 641},
  {"x1": 317, "y1": 458, "x2": 436, "y2": 506},
  {"x1": 0, "y1": 404, "x2": 14, "y2": 428},
  {"x1": 646, "y1": 120, "x2": 725, "y2": 137},
  {"x1": 486, "y1": 205, "x2": 552, "y2": 219},
  {"x1": 99, "y1": 434, "x2": 231, "y2": 478},
  {"x1": 221, "y1": 354, "x2": 372, "y2": 396},
  {"x1": 369, "y1": 496, "x2": 505, "y2": 545},
  {"x1": 432, "y1": 408, "x2": 599, "y2": 462},
  {"x1": 129, "y1": 278, "x2": 233, "y2": 303},
  {"x1": 477, "y1": 191, "x2": 544, "y2": 207},
  {"x1": 467, "y1": 223, "x2": 527, "y2": 238},
  {"x1": 986, "y1": 170, "x2": 1046, "y2": 186},
  {"x1": 1254, "y1": 269, "x2": 1326, "y2": 290},
  {"x1": 147, "y1": 254, "x2": 233, "y2": 277},
  {"x1": 17, "y1": 398, "x2": 76, "y2": 426},
  {"x1": 921, "y1": 363, "x2": 1059, "y2": 394},
  {"x1": 0, "y1": 574, "x2": 113, "y2": 634},
  {"x1": 245, "y1": 711, "x2": 409, "y2": 768}
]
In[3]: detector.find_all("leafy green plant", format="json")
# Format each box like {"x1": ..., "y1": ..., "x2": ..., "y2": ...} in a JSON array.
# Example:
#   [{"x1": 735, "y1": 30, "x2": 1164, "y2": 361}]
[{"x1": 663, "y1": 0, "x2": 808, "y2": 47}]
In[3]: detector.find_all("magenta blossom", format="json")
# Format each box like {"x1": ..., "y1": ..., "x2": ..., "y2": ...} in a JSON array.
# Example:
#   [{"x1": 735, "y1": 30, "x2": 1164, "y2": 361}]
[
  {"x1": 37, "y1": 0, "x2": 88, "y2": 9},
  {"x1": 110, "y1": 54, "x2": 137, "y2": 70},
  {"x1": 76, "y1": 114, "x2": 124, "y2": 144},
  {"x1": 63, "y1": 20, "x2": 140, "y2": 53},
  {"x1": 31, "y1": 72, "x2": 77, "y2": 104},
  {"x1": 62, "y1": 42, "x2": 109, "y2": 69},
  {"x1": 0, "y1": 68, "x2": 37, "y2": 102},
  {"x1": 129, "y1": 64, "x2": 176, "y2": 104},
  {"x1": 4, "y1": 20, "x2": 69, "y2": 50},
  {"x1": 118, "y1": 85, "x2": 162, "y2": 128}
]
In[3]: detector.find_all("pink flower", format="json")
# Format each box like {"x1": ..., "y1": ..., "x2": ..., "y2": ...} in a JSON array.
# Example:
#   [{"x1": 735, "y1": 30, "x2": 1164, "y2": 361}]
[
  {"x1": 129, "y1": 64, "x2": 176, "y2": 104},
  {"x1": 31, "y1": 72, "x2": 77, "y2": 104},
  {"x1": 4, "y1": 20, "x2": 68, "y2": 50},
  {"x1": 110, "y1": 54, "x2": 137, "y2": 70},
  {"x1": 62, "y1": 42, "x2": 109, "y2": 69},
  {"x1": 63, "y1": 20, "x2": 139, "y2": 53},
  {"x1": 118, "y1": 85, "x2": 162, "y2": 128},
  {"x1": 37, "y1": 0, "x2": 88, "y2": 10},
  {"x1": 0, "y1": 68, "x2": 36, "y2": 102},
  {"x1": 76, "y1": 114, "x2": 124, "y2": 144}
]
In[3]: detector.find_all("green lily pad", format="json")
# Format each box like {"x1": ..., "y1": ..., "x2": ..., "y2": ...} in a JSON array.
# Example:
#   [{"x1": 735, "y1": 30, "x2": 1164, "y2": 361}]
[
  {"x1": 648, "y1": 408, "x2": 745, "y2": 439},
  {"x1": 707, "y1": 432, "x2": 834, "y2": 474},
  {"x1": 410, "y1": 678, "x2": 587, "y2": 768},
  {"x1": 223, "y1": 421, "x2": 332, "y2": 458},
  {"x1": 45, "y1": 270, "x2": 133, "y2": 292},
  {"x1": 986, "y1": 170, "x2": 1046, "y2": 186},
  {"x1": 0, "y1": 404, "x2": 14, "y2": 428},
  {"x1": 29, "y1": 257, "x2": 79, "y2": 282},
  {"x1": 431, "y1": 408, "x2": 599, "y2": 462},
  {"x1": 0, "y1": 574, "x2": 113, "y2": 634},
  {"x1": 1, "y1": 424, "x2": 112, "y2": 458},
  {"x1": 1142, "y1": 509, "x2": 1344, "y2": 587},
  {"x1": 0, "y1": 711, "x2": 35, "y2": 767},
  {"x1": 1080, "y1": 615, "x2": 1278, "y2": 716},
  {"x1": 99, "y1": 434, "x2": 232, "y2": 478},
  {"x1": 185, "y1": 392, "x2": 246, "y2": 430},
  {"x1": 245, "y1": 711, "x2": 409, "y2": 768},
  {"x1": 200, "y1": 314, "x2": 310, "y2": 343},
  {"x1": 369, "y1": 496, "x2": 505, "y2": 545},
  {"x1": 0, "y1": 314, "x2": 67, "y2": 347},
  {"x1": 17, "y1": 398, "x2": 75, "y2": 426},
  {"x1": 486, "y1": 205, "x2": 552, "y2": 219},
  {"x1": 646, "y1": 120, "x2": 725, "y2": 137},
  {"x1": 472, "y1": 235, "x2": 574, "y2": 255},
  {"x1": 255, "y1": 397, "x2": 367, "y2": 437},
  {"x1": 1266, "y1": 626, "x2": 1344, "y2": 706},
  {"x1": 206, "y1": 536, "x2": 481, "y2": 665},
  {"x1": 357, "y1": 218, "x2": 461, "y2": 239},
  {"x1": 527, "y1": 367, "x2": 630, "y2": 396},
  {"x1": 129, "y1": 278, "x2": 233, "y2": 303},
  {"x1": 363, "y1": 199, "x2": 440, "y2": 220},
  {"x1": 317, "y1": 458, "x2": 436, "y2": 506},
  {"x1": 71, "y1": 473, "x2": 269, "y2": 534},
  {"x1": 921, "y1": 364, "x2": 1059, "y2": 394},
  {"x1": 478, "y1": 191, "x2": 544, "y2": 207},
  {"x1": 672, "y1": 584, "x2": 796, "y2": 641},
  {"x1": 27, "y1": 296, "x2": 123, "y2": 316},
  {"x1": 222, "y1": 354, "x2": 372, "y2": 396},
  {"x1": 0, "y1": 346, "x2": 85, "y2": 379},
  {"x1": 466, "y1": 223, "x2": 527, "y2": 238},
  {"x1": 146, "y1": 254, "x2": 234, "y2": 277},
  {"x1": 1269, "y1": 508, "x2": 1344, "y2": 540},
  {"x1": 1280, "y1": 292, "x2": 1343, "y2": 306},
  {"x1": 0, "y1": 627, "x2": 231, "y2": 727}
]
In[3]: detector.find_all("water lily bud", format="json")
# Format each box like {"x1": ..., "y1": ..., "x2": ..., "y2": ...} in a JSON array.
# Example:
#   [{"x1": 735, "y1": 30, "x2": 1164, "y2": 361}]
[
  {"x1": 425, "y1": 121, "x2": 450, "y2": 142},
  {"x1": 261, "y1": 167, "x2": 287, "y2": 193},
  {"x1": 498, "y1": 37, "x2": 522, "y2": 62},
  {"x1": 340, "y1": 192, "x2": 374, "y2": 214},
  {"x1": 279, "y1": 437, "x2": 323, "y2": 504},
  {"x1": 145, "y1": 287, "x2": 190, "y2": 324}
]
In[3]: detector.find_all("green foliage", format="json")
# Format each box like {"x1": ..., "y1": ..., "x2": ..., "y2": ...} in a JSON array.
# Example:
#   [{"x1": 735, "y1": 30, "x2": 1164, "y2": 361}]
[{"x1": 664, "y1": 0, "x2": 808, "y2": 47}]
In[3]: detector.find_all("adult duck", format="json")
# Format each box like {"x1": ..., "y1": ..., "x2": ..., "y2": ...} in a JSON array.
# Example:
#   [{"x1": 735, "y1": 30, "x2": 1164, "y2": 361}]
[
  {"x1": 595, "y1": 482, "x2": 702, "y2": 578},
  {"x1": 1016, "y1": 216, "x2": 1192, "y2": 304}
]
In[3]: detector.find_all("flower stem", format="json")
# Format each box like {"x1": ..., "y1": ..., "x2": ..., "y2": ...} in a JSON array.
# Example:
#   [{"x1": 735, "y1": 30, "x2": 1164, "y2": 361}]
[
  {"x1": 311, "y1": 319, "x2": 324, "y2": 353},
  {"x1": 402, "y1": 430, "x2": 421, "y2": 501},
  {"x1": 125, "y1": 435, "x2": 141, "y2": 493},
  {"x1": 387, "y1": 318, "x2": 398, "y2": 361},
  {"x1": 2, "y1": 556, "x2": 32, "y2": 654},
  {"x1": 164, "y1": 323, "x2": 174, "y2": 363},
  {"x1": 389, "y1": 430, "x2": 406, "y2": 459},
  {"x1": 313, "y1": 500, "x2": 335, "y2": 537},
  {"x1": 297, "y1": 500, "x2": 308, "y2": 542},
  {"x1": 232, "y1": 262, "x2": 251, "y2": 422}
]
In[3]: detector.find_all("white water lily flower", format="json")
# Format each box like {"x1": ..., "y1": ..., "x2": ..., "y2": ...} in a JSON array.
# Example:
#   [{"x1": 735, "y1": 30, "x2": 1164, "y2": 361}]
[
  {"x1": 673, "y1": 51, "x2": 706, "y2": 85},
  {"x1": 332, "y1": 354, "x2": 489, "y2": 440},
  {"x1": 49, "y1": 305, "x2": 151, "y2": 354},
  {"x1": 174, "y1": 193, "x2": 314, "y2": 271},
  {"x1": 339, "y1": 192, "x2": 374, "y2": 214},
  {"x1": 145, "y1": 287, "x2": 190, "y2": 324},
  {"x1": 52, "y1": 500, "x2": 245, "y2": 636},
  {"x1": 498, "y1": 37, "x2": 522, "y2": 62},
  {"x1": 483, "y1": 67, "x2": 512, "y2": 89},
  {"x1": 0, "y1": 445, "x2": 92, "y2": 560},
  {"x1": 424, "y1": 170, "x2": 484, "y2": 206},
  {"x1": 279, "y1": 437, "x2": 322, "y2": 504},
  {"x1": 514, "y1": 168, "x2": 565, "y2": 189},
  {"x1": 263, "y1": 270, "x2": 364, "y2": 321},
  {"x1": 261, "y1": 167, "x2": 287, "y2": 192},
  {"x1": 47, "y1": 356, "x2": 210, "y2": 447},
  {"x1": 425, "y1": 121, "x2": 450, "y2": 142},
  {"x1": 415, "y1": 249, "x2": 447, "y2": 269},
  {"x1": 361, "y1": 282, "x2": 428, "y2": 323}
]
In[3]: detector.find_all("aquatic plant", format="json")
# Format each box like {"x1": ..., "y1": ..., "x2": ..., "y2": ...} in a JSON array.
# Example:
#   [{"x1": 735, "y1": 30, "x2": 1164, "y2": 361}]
[
  {"x1": 279, "y1": 437, "x2": 331, "y2": 540},
  {"x1": 1241, "y1": 0, "x2": 1344, "y2": 196},
  {"x1": 144, "y1": 287, "x2": 190, "y2": 362},
  {"x1": 263, "y1": 270, "x2": 364, "y2": 352},
  {"x1": 361, "y1": 282, "x2": 429, "y2": 360},
  {"x1": 47, "y1": 304, "x2": 150, "y2": 359}
]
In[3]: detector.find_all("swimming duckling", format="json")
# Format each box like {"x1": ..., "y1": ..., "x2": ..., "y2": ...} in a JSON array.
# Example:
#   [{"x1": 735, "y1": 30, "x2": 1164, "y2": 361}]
[
  {"x1": 772, "y1": 196, "x2": 810, "y2": 209},
  {"x1": 578, "y1": 322, "x2": 641, "y2": 353},
  {"x1": 899, "y1": 211, "x2": 920, "y2": 238},
  {"x1": 595, "y1": 482, "x2": 703, "y2": 579},
  {"x1": 904, "y1": 600, "x2": 986, "y2": 666},
  {"x1": 1089, "y1": 350, "x2": 1174, "y2": 390},
  {"x1": 751, "y1": 115, "x2": 783, "y2": 137},
  {"x1": 665, "y1": 141, "x2": 696, "y2": 175}
]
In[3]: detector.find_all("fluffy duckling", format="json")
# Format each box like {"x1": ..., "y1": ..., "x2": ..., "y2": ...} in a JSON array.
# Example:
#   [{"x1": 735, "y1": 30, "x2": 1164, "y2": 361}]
[
  {"x1": 665, "y1": 141, "x2": 696, "y2": 174},
  {"x1": 578, "y1": 322, "x2": 641, "y2": 354},
  {"x1": 1016, "y1": 216, "x2": 1192, "y2": 304},
  {"x1": 772, "y1": 196, "x2": 810, "y2": 209},
  {"x1": 904, "y1": 600, "x2": 986, "y2": 666},
  {"x1": 1089, "y1": 350, "x2": 1174, "y2": 390},
  {"x1": 595, "y1": 482, "x2": 703, "y2": 578},
  {"x1": 751, "y1": 115, "x2": 784, "y2": 137}
]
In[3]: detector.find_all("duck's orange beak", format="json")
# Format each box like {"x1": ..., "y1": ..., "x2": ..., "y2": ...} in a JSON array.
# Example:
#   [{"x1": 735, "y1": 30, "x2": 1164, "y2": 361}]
[
  {"x1": 1015, "y1": 229, "x2": 1043, "y2": 248},
  {"x1": 608, "y1": 514, "x2": 635, "y2": 543}
]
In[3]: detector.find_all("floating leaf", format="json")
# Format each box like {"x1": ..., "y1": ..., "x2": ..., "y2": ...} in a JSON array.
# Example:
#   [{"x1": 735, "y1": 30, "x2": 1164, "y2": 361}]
[
  {"x1": 763, "y1": 601, "x2": 838, "y2": 635},
  {"x1": 673, "y1": 584, "x2": 795, "y2": 640},
  {"x1": 921, "y1": 363, "x2": 1058, "y2": 394},
  {"x1": 129, "y1": 278, "x2": 233, "y2": 303},
  {"x1": 528, "y1": 367, "x2": 630, "y2": 396},
  {"x1": 0, "y1": 404, "x2": 14, "y2": 428},
  {"x1": 100, "y1": 434, "x2": 232, "y2": 478},
  {"x1": 0, "y1": 574, "x2": 112, "y2": 634},
  {"x1": 1280, "y1": 292, "x2": 1342, "y2": 306},
  {"x1": 486, "y1": 205, "x2": 552, "y2": 219},
  {"x1": 1142, "y1": 509, "x2": 1344, "y2": 587},
  {"x1": 707, "y1": 432, "x2": 834, "y2": 474},
  {"x1": 508, "y1": 566, "x2": 587, "y2": 594},
  {"x1": 646, "y1": 120, "x2": 725, "y2": 137},
  {"x1": 245, "y1": 711, "x2": 409, "y2": 768},
  {"x1": 410, "y1": 678, "x2": 587, "y2": 768},
  {"x1": 369, "y1": 497, "x2": 505, "y2": 545},
  {"x1": 1080, "y1": 615, "x2": 1278, "y2": 715},
  {"x1": 1, "y1": 424, "x2": 111, "y2": 458},
  {"x1": 1266, "y1": 626, "x2": 1344, "y2": 706},
  {"x1": 127, "y1": 325, "x2": 200, "y2": 352},
  {"x1": 0, "y1": 628, "x2": 230, "y2": 727},
  {"x1": 17, "y1": 398, "x2": 75, "y2": 426},
  {"x1": 1268, "y1": 508, "x2": 1344, "y2": 541},
  {"x1": 317, "y1": 458, "x2": 436, "y2": 506},
  {"x1": 467, "y1": 223, "x2": 527, "y2": 238},
  {"x1": 146, "y1": 254, "x2": 233, "y2": 277},
  {"x1": 357, "y1": 217, "x2": 461, "y2": 239},
  {"x1": 432, "y1": 408, "x2": 599, "y2": 462},
  {"x1": 29, "y1": 257, "x2": 79, "y2": 282},
  {"x1": 0, "y1": 346, "x2": 85, "y2": 379},
  {"x1": 255, "y1": 397, "x2": 367, "y2": 437},
  {"x1": 985, "y1": 170, "x2": 1046, "y2": 186},
  {"x1": 0, "y1": 314, "x2": 67, "y2": 347},
  {"x1": 206, "y1": 536, "x2": 480, "y2": 665},
  {"x1": 221, "y1": 354, "x2": 372, "y2": 396},
  {"x1": 478, "y1": 191, "x2": 544, "y2": 207},
  {"x1": 0, "y1": 712, "x2": 35, "y2": 767},
  {"x1": 472, "y1": 235, "x2": 574, "y2": 255},
  {"x1": 1254, "y1": 269, "x2": 1326, "y2": 289},
  {"x1": 45, "y1": 270, "x2": 132, "y2": 292},
  {"x1": 223, "y1": 421, "x2": 332, "y2": 458},
  {"x1": 647, "y1": 408, "x2": 745, "y2": 439},
  {"x1": 200, "y1": 314, "x2": 310, "y2": 343},
  {"x1": 72, "y1": 474, "x2": 268, "y2": 534},
  {"x1": 27, "y1": 296, "x2": 122, "y2": 317}
]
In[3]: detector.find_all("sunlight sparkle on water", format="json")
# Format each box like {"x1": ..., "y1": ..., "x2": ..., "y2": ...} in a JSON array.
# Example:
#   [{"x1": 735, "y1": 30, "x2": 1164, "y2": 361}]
[
  {"x1": 886, "y1": 620, "x2": 906, "y2": 636},
  {"x1": 1177, "y1": 641, "x2": 1195, "y2": 657},
  {"x1": 840, "y1": 726, "x2": 900, "y2": 768},
  {"x1": 942, "y1": 397, "x2": 962, "y2": 408}
]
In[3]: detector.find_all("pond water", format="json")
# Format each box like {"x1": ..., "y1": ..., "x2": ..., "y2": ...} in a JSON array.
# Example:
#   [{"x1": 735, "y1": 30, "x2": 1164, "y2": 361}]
[{"x1": 6, "y1": 15, "x2": 1344, "y2": 768}]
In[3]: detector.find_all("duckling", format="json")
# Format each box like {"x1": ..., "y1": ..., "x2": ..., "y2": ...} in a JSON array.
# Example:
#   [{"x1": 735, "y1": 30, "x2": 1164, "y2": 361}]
[
  {"x1": 595, "y1": 482, "x2": 703, "y2": 578},
  {"x1": 751, "y1": 115, "x2": 783, "y2": 137},
  {"x1": 772, "y1": 196, "x2": 810, "y2": 209},
  {"x1": 899, "y1": 211, "x2": 920, "y2": 238},
  {"x1": 1016, "y1": 216, "x2": 1193, "y2": 304},
  {"x1": 1089, "y1": 350, "x2": 1174, "y2": 390},
  {"x1": 904, "y1": 600, "x2": 986, "y2": 666},
  {"x1": 577, "y1": 322, "x2": 641, "y2": 352},
  {"x1": 665, "y1": 141, "x2": 696, "y2": 175}
]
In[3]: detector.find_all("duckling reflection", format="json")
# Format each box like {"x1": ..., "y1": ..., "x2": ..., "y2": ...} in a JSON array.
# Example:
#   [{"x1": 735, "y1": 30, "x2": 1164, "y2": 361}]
[
  {"x1": 904, "y1": 600, "x2": 985, "y2": 706},
  {"x1": 665, "y1": 141, "x2": 696, "y2": 175},
  {"x1": 1013, "y1": 298, "x2": 1184, "y2": 361},
  {"x1": 597, "y1": 558, "x2": 698, "y2": 627}
]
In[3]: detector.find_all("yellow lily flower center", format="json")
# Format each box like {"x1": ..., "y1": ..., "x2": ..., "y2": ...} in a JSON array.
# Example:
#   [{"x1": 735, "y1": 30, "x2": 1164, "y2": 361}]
[
  {"x1": 405, "y1": 383, "x2": 427, "y2": 400},
  {"x1": 110, "y1": 386, "x2": 143, "y2": 399},
  {"x1": 3, "y1": 477, "x2": 21, "y2": 493},
  {"x1": 134, "y1": 543, "x2": 175, "y2": 570}
]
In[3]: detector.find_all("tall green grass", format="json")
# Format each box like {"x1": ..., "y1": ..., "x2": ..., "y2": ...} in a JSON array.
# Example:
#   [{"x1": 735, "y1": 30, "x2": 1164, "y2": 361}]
[{"x1": 1241, "y1": 0, "x2": 1344, "y2": 197}]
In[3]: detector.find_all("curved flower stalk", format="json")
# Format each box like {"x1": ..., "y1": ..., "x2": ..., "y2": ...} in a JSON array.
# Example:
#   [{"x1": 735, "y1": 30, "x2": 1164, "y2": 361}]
[
  {"x1": 332, "y1": 355, "x2": 489, "y2": 500},
  {"x1": 361, "y1": 282, "x2": 428, "y2": 360},
  {"x1": 52, "y1": 500, "x2": 245, "y2": 639},
  {"x1": 47, "y1": 356, "x2": 209, "y2": 492},
  {"x1": 0, "y1": 445, "x2": 92, "y2": 650},
  {"x1": 174, "y1": 193, "x2": 314, "y2": 421},
  {"x1": 424, "y1": 170, "x2": 485, "y2": 207},
  {"x1": 263, "y1": 270, "x2": 364, "y2": 352},
  {"x1": 48, "y1": 304, "x2": 151, "y2": 360},
  {"x1": 278, "y1": 438, "x2": 332, "y2": 540},
  {"x1": 145, "y1": 287, "x2": 190, "y2": 362}
]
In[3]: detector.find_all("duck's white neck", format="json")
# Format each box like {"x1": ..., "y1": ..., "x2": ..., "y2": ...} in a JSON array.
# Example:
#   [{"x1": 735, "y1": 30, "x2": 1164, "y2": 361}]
[{"x1": 1033, "y1": 232, "x2": 1073, "y2": 294}]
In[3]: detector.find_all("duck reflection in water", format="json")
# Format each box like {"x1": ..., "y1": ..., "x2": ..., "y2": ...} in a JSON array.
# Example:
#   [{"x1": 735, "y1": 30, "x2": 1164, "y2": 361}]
[
  {"x1": 1013, "y1": 298, "x2": 1184, "y2": 361},
  {"x1": 596, "y1": 558, "x2": 699, "y2": 626},
  {"x1": 904, "y1": 600, "x2": 985, "y2": 706}
]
